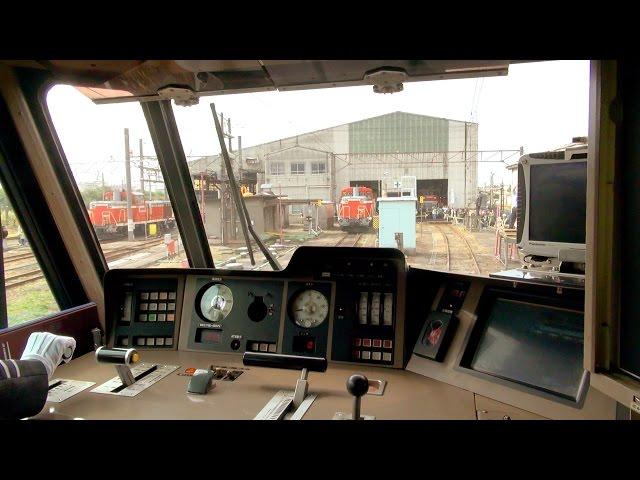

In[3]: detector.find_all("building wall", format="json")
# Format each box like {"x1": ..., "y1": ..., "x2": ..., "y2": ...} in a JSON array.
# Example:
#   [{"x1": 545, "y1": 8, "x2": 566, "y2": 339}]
[
  {"x1": 202, "y1": 196, "x2": 280, "y2": 239},
  {"x1": 446, "y1": 121, "x2": 479, "y2": 208},
  {"x1": 348, "y1": 152, "x2": 447, "y2": 188},
  {"x1": 189, "y1": 112, "x2": 478, "y2": 210},
  {"x1": 264, "y1": 146, "x2": 332, "y2": 208}
]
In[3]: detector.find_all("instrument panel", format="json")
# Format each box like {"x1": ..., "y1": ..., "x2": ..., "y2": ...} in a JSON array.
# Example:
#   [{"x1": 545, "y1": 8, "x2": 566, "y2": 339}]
[
  {"x1": 105, "y1": 247, "x2": 407, "y2": 369},
  {"x1": 185, "y1": 277, "x2": 285, "y2": 354},
  {"x1": 85, "y1": 246, "x2": 618, "y2": 420}
]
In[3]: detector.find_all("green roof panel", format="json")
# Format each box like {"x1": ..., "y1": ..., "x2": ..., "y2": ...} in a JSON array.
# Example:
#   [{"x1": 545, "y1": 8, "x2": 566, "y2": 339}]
[{"x1": 348, "y1": 111, "x2": 450, "y2": 154}]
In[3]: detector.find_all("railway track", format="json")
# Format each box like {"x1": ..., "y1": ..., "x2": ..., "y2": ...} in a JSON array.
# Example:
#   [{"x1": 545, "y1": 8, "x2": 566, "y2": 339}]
[
  {"x1": 103, "y1": 238, "x2": 166, "y2": 264},
  {"x1": 4, "y1": 268, "x2": 46, "y2": 289},
  {"x1": 432, "y1": 224, "x2": 481, "y2": 274},
  {"x1": 251, "y1": 232, "x2": 364, "y2": 271},
  {"x1": 335, "y1": 233, "x2": 362, "y2": 247},
  {"x1": 4, "y1": 238, "x2": 167, "y2": 289},
  {"x1": 3, "y1": 251, "x2": 35, "y2": 264}
]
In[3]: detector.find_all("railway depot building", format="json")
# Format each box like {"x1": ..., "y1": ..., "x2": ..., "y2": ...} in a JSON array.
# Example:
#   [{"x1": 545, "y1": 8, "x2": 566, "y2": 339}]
[{"x1": 188, "y1": 111, "x2": 478, "y2": 235}]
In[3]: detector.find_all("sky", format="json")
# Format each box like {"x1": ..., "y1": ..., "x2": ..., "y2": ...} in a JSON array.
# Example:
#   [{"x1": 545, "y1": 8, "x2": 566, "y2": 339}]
[{"x1": 46, "y1": 60, "x2": 590, "y2": 188}]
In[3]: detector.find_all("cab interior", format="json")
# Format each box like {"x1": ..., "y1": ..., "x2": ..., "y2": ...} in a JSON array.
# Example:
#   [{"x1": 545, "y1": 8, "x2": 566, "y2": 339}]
[{"x1": 0, "y1": 59, "x2": 637, "y2": 423}]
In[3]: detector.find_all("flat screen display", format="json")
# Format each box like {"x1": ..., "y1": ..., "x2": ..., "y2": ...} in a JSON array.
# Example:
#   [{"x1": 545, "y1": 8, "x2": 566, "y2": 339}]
[
  {"x1": 529, "y1": 162, "x2": 586, "y2": 244},
  {"x1": 468, "y1": 297, "x2": 586, "y2": 401}
]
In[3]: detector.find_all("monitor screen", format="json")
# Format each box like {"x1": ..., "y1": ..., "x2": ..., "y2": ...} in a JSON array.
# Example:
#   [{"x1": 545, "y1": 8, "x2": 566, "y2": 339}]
[
  {"x1": 529, "y1": 162, "x2": 587, "y2": 244},
  {"x1": 467, "y1": 297, "x2": 586, "y2": 401}
]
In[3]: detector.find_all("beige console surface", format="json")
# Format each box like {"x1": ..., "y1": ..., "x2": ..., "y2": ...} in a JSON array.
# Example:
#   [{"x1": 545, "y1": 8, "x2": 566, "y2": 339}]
[{"x1": 33, "y1": 351, "x2": 476, "y2": 420}]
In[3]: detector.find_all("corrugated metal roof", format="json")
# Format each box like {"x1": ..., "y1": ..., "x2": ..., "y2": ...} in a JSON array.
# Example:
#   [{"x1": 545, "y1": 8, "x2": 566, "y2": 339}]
[
  {"x1": 251, "y1": 111, "x2": 475, "y2": 149},
  {"x1": 188, "y1": 111, "x2": 474, "y2": 171},
  {"x1": 349, "y1": 111, "x2": 450, "y2": 154}
]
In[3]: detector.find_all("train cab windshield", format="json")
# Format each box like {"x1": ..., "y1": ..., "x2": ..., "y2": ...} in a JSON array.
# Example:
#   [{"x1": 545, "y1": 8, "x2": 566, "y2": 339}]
[
  {"x1": 43, "y1": 60, "x2": 588, "y2": 279},
  {"x1": 1, "y1": 58, "x2": 638, "y2": 433}
]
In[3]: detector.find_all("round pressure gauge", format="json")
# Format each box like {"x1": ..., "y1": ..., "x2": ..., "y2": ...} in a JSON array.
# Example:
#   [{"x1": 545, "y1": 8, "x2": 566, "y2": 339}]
[
  {"x1": 197, "y1": 283, "x2": 234, "y2": 322},
  {"x1": 290, "y1": 289, "x2": 329, "y2": 329}
]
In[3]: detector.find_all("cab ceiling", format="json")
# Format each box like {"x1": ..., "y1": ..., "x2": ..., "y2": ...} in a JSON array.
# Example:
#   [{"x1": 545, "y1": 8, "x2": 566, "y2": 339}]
[{"x1": 3, "y1": 60, "x2": 519, "y2": 103}]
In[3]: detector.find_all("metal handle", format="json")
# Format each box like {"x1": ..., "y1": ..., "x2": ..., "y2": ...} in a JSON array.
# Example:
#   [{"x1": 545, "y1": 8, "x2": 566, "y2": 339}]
[
  {"x1": 243, "y1": 351, "x2": 327, "y2": 372},
  {"x1": 95, "y1": 347, "x2": 139, "y2": 366}
]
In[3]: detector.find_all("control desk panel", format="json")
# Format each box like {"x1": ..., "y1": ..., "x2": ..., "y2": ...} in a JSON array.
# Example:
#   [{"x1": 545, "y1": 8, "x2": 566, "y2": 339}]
[
  {"x1": 50, "y1": 246, "x2": 617, "y2": 421},
  {"x1": 104, "y1": 247, "x2": 406, "y2": 369}
]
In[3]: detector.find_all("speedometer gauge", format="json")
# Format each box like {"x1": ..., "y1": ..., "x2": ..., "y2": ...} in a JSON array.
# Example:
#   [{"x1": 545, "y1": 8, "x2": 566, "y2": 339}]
[
  {"x1": 197, "y1": 283, "x2": 234, "y2": 322},
  {"x1": 290, "y1": 289, "x2": 329, "y2": 329}
]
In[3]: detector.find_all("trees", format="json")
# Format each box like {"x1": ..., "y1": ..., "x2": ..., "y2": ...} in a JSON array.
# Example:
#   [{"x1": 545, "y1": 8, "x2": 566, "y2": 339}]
[{"x1": 78, "y1": 184, "x2": 109, "y2": 207}]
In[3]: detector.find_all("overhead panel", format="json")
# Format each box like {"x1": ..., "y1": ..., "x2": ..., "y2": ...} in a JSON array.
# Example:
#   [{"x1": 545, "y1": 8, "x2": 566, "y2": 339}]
[
  {"x1": 0, "y1": 59, "x2": 512, "y2": 103},
  {"x1": 264, "y1": 60, "x2": 510, "y2": 91}
]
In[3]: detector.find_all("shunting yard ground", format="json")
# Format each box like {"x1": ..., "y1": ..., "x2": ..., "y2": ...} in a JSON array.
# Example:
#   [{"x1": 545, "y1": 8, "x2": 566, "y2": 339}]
[
  {"x1": 200, "y1": 223, "x2": 518, "y2": 275},
  {"x1": 412, "y1": 222, "x2": 520, "y2": 275}
]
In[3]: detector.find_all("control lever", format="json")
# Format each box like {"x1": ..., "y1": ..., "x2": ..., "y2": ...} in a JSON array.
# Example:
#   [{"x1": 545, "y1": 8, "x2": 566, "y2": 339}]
[
  {"x1": 333, "y1": 373, "x2": 376, "y2": 420},
  {"x1": 347, "y1": 374, "x2": 369, "y2": 420},
  {"x1": 95, "y1": 347, "x2": 140, "y2": 387},
  {"x1": 243, "y1": 352, "x2": 327, "y2": 420}
]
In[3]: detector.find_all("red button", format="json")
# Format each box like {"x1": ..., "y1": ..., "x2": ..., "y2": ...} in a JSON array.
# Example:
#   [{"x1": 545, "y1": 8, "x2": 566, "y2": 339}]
[
  {"x1": 306, "y1": 340, "x2": 315, "y2": 351},
  {"x1": 353, "y1": 350, "x2": 361, "y2": 359},
  {"x1": 353, "y1": 338, "x2": 362, "y2": 347},
  {"x1": 363, "y1": 338, "x2": 372, "y2": 347},
  {"x1": 373, "y1": 339, "x2": 382, "y2": 348}
]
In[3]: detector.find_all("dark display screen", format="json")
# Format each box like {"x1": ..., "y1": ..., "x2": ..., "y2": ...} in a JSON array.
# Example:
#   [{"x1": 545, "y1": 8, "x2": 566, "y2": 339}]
[
  {"x1": 529, "y1": 162, "x2": 586, "y2": 244},
  {"x1": 197, "y1": 329, "x2": 222, "y2": 344},
  {"x1": 468, "y1": 297, "x2": 586, "y2": 401}
]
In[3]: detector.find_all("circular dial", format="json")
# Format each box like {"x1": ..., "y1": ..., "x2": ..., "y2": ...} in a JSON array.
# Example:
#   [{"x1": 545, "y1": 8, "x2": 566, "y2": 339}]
[
  {"x1": 290, "y1": 289, "x2": 329, "y2": 329},
  {"x1": 198, "y1": 283, "x2": 234, "y2": 322}
]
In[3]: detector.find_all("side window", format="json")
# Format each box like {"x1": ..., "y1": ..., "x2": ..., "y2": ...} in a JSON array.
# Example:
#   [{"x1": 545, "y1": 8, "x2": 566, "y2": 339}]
[
  {"x1": 46, "y1": 85, "x2": 190, "y2": 270},
  {"x1": 0, "y1": 184, "x2": 59, "y2": 329},
  {"x1": 291, "y1": 162, "x2": 305, "y2": 175},
  {"x1": 311, "y1": 162, "x2": 326, "y2": 174},
  {"x1": 270, "y1": 162, "x2": 284, "y2": 175}
]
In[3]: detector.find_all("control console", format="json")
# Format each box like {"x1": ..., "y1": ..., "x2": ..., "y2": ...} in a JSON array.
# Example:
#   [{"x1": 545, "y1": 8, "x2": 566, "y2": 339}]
[{"x1": 104, "y1": 247, "x2": 407, "y2": 369}]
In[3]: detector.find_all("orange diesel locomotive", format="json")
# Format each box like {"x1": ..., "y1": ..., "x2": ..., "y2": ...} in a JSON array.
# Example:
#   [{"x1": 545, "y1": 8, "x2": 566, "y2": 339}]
[
  {"x1": 337, "y1": 186, "x2": 375, "y2": 230},
  {"x1": 88, "y1": 190, "x2": 175, "y2": 237}
]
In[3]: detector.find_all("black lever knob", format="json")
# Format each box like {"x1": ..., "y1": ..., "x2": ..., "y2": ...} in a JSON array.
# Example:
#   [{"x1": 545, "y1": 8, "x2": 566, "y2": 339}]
[
  {"x1": 347, "y1": 374, "x2": 369, "y2": 420},
  {"x1": 347, "y1": 374, "x2": 369, "y2": 397}
]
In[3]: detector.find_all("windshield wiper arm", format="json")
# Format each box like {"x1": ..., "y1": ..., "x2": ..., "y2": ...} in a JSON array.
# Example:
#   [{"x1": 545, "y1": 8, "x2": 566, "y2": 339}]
[{"x1": 210, "y1": 103, "x2": 281, "y2": 271}]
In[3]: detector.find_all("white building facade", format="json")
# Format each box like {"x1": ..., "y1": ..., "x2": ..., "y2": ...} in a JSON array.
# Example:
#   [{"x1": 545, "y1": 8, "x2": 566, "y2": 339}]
[{"x1": 189, "y1": 111, "x2": 479, "y2": 209}]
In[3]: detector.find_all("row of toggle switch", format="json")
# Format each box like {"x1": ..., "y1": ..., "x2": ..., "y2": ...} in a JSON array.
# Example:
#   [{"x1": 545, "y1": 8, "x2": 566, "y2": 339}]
[
  {"x1": 353, "y1": 350, "x2": 392, "y2": 362},
  {"x1": 140, "y1": 291, "x2": 177, "y2": 301},
  {"x1": 353, "y1": 338, "x2": 393, "y2": 349},
  {"x1": 247, "y1": 341, "x2": 277, "y2": 353},
  {"x1": 119, "y1": 336, "x2": 174, "y2": 347},
  {"x1": 138, "y1": 313, "x2": 175, "y2": 322},
  {"x1": 140, "y1": 303, "x2": 176, "y2": 312}
]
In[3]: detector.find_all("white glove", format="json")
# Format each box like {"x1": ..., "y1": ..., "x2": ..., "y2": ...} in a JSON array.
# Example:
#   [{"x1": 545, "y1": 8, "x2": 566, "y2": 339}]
[{"x1": 20, "y1": 332, "x2": 76, "y2": 379}]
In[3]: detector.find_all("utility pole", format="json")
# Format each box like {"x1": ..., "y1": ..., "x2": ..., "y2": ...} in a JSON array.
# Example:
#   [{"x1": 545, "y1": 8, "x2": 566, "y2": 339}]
[
  {"x1": 219, "y1": 113, "x2": 236, "y2": 239},
  {"x1": 139, "y1": 139, "x2": 145, "y2": 200},
  {"x1": 464, "y1": 122, "x2": 468, "y2": 208},
  {"x1": 489, "y1": 171, "x2": 494, "y2": 211},
  {"x1": 219, "y1": 113, "x2": 234, "y2": 154},
  {"x1": 124, "y1": 128, "x2": 134, "y2": 241},
  {"x1": 333, "y1": 154, "x2": 338, "y2": 204}
]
